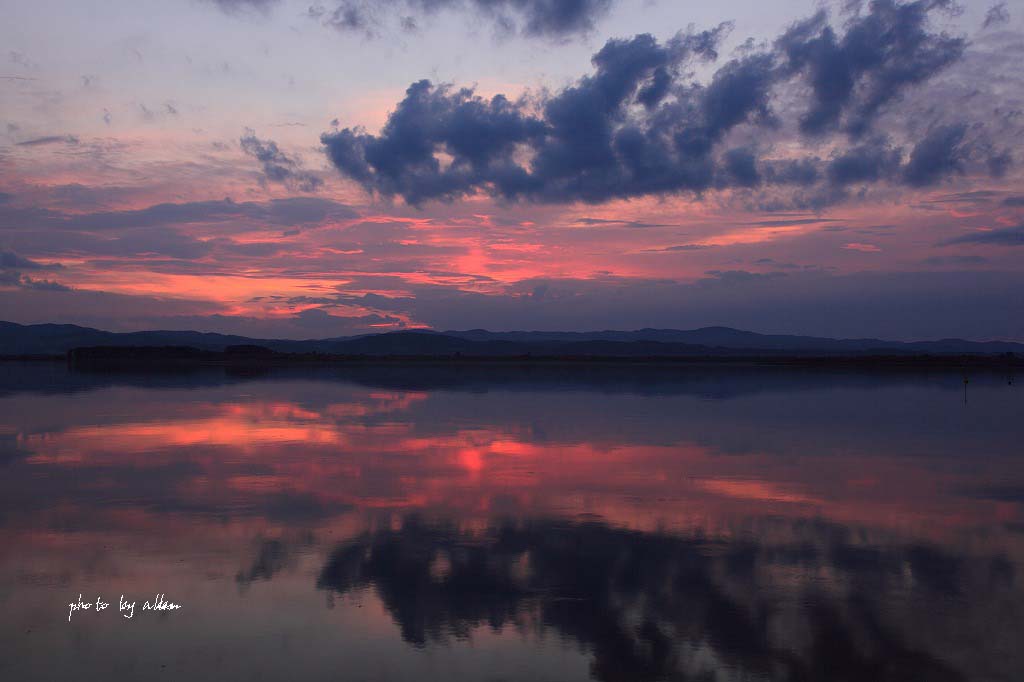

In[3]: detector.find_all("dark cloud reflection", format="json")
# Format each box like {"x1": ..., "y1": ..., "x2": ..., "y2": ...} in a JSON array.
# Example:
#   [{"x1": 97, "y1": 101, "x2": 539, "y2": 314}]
[{"x1": 318, "y1": 516, "x2": 993, "y2": 681}]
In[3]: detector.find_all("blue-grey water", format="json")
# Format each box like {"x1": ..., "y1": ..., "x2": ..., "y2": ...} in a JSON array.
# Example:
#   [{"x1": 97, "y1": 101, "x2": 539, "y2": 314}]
[{"x1": 1, "y1": 363, "x2": 1022, "y2": 681}]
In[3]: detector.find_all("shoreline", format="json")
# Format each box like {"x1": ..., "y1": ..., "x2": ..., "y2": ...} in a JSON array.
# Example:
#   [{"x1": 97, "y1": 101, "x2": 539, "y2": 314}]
[{"x1": 43, "y1": 345, "x2": 1024, "y2": 371}]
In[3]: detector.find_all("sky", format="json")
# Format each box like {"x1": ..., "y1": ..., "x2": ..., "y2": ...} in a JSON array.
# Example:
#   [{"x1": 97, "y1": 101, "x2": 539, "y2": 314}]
[{"x1": 1, "y1": 0, "x2": 1023, "y2": 340}]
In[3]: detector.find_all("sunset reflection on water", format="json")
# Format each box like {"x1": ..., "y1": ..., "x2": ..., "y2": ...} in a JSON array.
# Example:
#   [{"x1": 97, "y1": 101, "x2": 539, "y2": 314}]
[{"x1": 1, "y1": 364, "x2": 1022, "y2": 681}]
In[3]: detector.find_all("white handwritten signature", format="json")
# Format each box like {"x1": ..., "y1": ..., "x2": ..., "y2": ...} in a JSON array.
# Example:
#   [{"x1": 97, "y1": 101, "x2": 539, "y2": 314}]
[{"x1": 68, "y1": 594, "x2": 182, "y2": 622}]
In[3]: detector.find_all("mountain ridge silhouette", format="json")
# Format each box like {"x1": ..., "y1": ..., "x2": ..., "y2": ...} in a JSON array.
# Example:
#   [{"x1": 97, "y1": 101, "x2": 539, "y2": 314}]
[{"x1": 3, "y1": 320, "x2": 1022, "y2": 357}]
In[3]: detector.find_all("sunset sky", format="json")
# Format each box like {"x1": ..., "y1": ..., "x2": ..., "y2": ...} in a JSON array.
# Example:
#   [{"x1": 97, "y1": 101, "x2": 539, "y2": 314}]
[{"x1": 2, "y1": 0, "x2": 1023, "y2": 340}]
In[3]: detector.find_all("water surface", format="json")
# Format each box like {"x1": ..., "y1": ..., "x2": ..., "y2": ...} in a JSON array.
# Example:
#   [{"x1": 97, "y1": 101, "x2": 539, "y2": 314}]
[{"x1": 1, "y1": 364, "x2": 1022, "y2": 681}]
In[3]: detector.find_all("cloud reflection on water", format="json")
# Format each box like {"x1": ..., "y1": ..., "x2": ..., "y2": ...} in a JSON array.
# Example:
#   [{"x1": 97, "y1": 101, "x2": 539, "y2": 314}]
[{"x1": 0, "y1": 365, "x2": 1022, "y2": 680}]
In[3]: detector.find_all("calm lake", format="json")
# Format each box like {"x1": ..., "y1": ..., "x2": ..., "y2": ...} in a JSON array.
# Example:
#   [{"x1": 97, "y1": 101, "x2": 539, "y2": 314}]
[{"x1": 1, "y1": 363, "x2": 1022, "y2": 681}]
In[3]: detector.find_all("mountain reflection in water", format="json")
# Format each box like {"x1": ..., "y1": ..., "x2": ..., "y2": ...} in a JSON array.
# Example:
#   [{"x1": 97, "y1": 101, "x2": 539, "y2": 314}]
[{"x1": 0, "y1": 364, "x2": 1021, "y2": 681}]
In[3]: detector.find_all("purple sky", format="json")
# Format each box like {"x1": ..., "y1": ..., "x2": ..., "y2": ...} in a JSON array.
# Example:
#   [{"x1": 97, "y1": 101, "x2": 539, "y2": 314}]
[{"x1": 1, "y1": 0, "x2": 1023, "y2": 339}]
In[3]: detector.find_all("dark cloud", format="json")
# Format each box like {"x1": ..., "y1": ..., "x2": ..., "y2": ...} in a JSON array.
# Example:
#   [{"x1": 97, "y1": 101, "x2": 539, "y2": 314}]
[
  {"x1": 474, "y1": 0, "x2": 615, "y2": 37},
  {"x1": 324, "y1": 2, "x2": 975, "y2": 206},
  {"x1": 574, "y1": 218, "x2": 674, "y2": 228},
  {"x1": 700, "y1": 269, "x2": 789, "y2": 285},
  {"x1": 927, "y1": 190, "x2": 1002, "y2": 204},
  {"x1": 8, "y1": 50, "x2": 37, "y2": 70},
  {"x1": 0, "y1": 250, "x2": 51, "y2": 270},
  {"x1": 942, "y1": 224, "x2": 1024, "y2": 246},
  {"x1": 18, "y1": 277, "x2": 72, "y2": 291},
  {"x1": 0, "y1": 250, "x2": 71, "y2": 291},
  {"x1": 313, "y1": 0, "x2": 615, "y2": 39},
  {"x1": 324, "y1": 80, "x2": 546, "y2": 204},
  {"x1": 240, "y1": 130, "x2": 323, "y2": 192},
  {"x1": 754, "y1": 257, "x2": 802, "y2": 269},
  {"x1": 776, "y1": 1, "x2": 965, "y2": 138},
  {"x1": 747, "y1": 218, "x2": 840, "y2": 227},
  {"x1": 761, "y1": 158, "x2": 821, "y2": 186},
  {"x1": 983, "y1": 2, "x2": 1010, "y2": 29},
  {"x1": 0, "y1": 197, "x2": 358, "y2": 235},
  {"x1": 204, "y1": 0, "x2": 279, "y2": 14},
  {"x1": 290, "y1": 306, "x2": 404, "y2": 333},
  {"x1": 0, "y1": 287, "x2": 225, "y2": 330},
  {"x1": 921, "y1": 254, "x2": 989, "y2": 265},
  {"x1": 15, "y1": 135, "x2": 79, "y2": 147},
  {"x1": 1003, "y1": 196, "x2": 1024, "y2": 206},
  {"x1": 720, "y1": 147, "x2": 761, "y2": 187},
  {"x1": 644, "y1": 243, "x2": 711, "y2": 252},
  {"x1": 901, "y1": 123, "x2": 1003, "y2": 187},
  {"x1": 986, "y1": 148, "x2": 1013, "y2": 178},
  {"x1": 826, "y1": 137, "x2": 902, "y2": 185},
  {"x1": 102, "y1": 229, "x2": 216, "y2": 260},
  {"x1": 322, "y1": 25, "x2": 770, "y2": 205},
  {"x1": 903, "y1": 122, "x2": 968, "y2": 186}
]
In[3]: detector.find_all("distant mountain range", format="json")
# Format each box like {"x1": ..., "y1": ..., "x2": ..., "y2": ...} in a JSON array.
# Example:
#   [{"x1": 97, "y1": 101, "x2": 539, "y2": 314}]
[{"x1": 2, "y1": 320, "x2": 1023, "y2": 358}]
